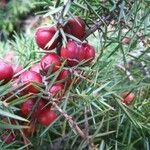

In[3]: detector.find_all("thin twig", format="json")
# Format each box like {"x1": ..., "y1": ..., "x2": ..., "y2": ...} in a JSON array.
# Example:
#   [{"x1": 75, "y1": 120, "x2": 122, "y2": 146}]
[
  {"x1": 52, "y1": 101, "x2": 97, "y2": 149},
  {"x1": 84, "y1": 107, "x2": 96, "y2": 150},
  {"x1": 82, "y1": 15, "x2": 111, "y2": 40},
  {"x1": 52, "y1": 102, "x2": 86, "y2": 139},
  {"x1": 57, "y1": 0, "x2": 74, "y2": 25},
  {"x1": 116, "y1": 64, "x2": 135, "y2": 81},
  {"x1": 82, "y1": 0, "x2": 123, "y2": 41}
]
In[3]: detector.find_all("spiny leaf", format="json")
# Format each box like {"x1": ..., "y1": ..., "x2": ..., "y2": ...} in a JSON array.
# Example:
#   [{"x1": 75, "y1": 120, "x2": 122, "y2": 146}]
[{"x1": 0, "y1": 109, "x2": 29, "y2": 122}]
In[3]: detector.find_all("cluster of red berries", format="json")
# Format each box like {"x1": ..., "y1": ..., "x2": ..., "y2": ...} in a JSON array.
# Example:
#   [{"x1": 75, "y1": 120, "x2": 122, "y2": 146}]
[
  {"x1": 0, "y1": 16, "x2": 96, "y2": 144},
  {"x1": 35, "y1": 16, "x2": 95, "y2": 66},
  {"x1": 0, "y1": 17, "x2": 136, "y2": 144}
]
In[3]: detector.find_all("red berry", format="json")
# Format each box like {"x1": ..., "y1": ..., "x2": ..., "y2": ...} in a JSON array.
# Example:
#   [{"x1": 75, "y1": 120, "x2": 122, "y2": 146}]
[
  {"x1": 58, "y1": 70, "x2": 71, "y2": 80},
  {"x1": 80, "y1": 43, "x2": 95, "y2": 63},
  {"x1": 40, "y1": 52, "x2": 61, "y2": 73},
  {"x1": 64, "y1": 16, "x2": 85, "y2": 39},
  {"x1": 49, "y1": 83, "x2": 64, "y2": 98},
  {"x1": 19, "y1": 70, "x2": 42, "y2": 94},
  {"x1": 58, "y1": 70, "x2": 72, "y2": 88},
  {"x1": 121, "y1": 92, "x2": 135, "y2": 105},
  {"x1": 33, "y1": 99, "x2": 48, "y2": 117},
  {"x1": 1, "y1": 132, "x2": 16, "y2": 144},
  {"x1": 30, "y1": 63, "x2": 41, "y2": 73},
  {"x1": 60, "y1": 40, "x2": 80, "y2": 66},
  {"x1": 20, "y1": 99, "x2": 35, "y2": 116},
  {"x1": 38, "y1": 109, "x2": 57, "y2": 126},
  {"x1": 0, "y1": 60, "x2": 13, "y2": 84},
  {"x1": 35, "y1": 26, "x2": 58, "y2": 50}
]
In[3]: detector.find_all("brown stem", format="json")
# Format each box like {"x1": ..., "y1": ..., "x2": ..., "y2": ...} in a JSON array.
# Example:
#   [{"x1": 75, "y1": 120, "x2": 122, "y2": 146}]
[
  {"x1": 53, "y1": 102, "x2": 86, "y2": 139},
  {"x1": 53, "y1": 101, "x2": 97, "y2": 149},
  {"x1": 84, "y1": 107, "x2": 96, "y2": 150},
  {"x1": 82, "y1": 15, "x2": 112, "y2": 41},
  {"x1": 82, "y1": 0, "x2": 125, "y2": 41}
]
